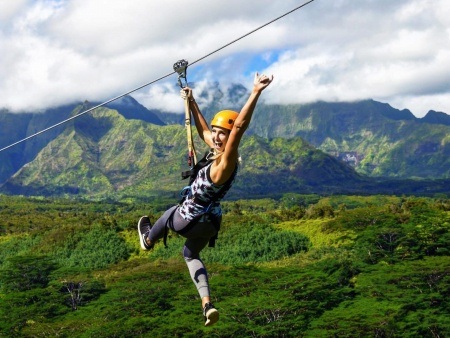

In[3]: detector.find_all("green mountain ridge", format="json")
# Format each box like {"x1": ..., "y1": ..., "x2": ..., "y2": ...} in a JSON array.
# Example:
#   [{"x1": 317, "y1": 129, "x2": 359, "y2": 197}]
[
  {"x1": 1, "y1": 95, "x2": 450, "y2": 199},
  {"x1": 2, "y1": 108, "x2": 188, "y2": 198},
  {"x1": 1, "y1": 106, "x2": 366, "y2": 199},
  {"x1": 2, "y1": 105, "x2": 449, "y2": 200},
  {"x1": 246, "y1": 100, "x2": 450, "y2": 178},
  {"x1": 0, "y1": 98, "x2": 164, "y2": 185},
  {"x1": 0, "y1": 105, "x2": 74, "y2": 183},
  {"x1": 153, "y1": 96, "x2": 450, "y2": 179}
]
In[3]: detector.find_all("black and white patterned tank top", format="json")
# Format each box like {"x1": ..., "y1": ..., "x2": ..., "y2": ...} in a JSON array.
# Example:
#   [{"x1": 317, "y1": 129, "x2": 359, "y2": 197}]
[{"x1": 178, "y1": 161, "x2": 238, "y2": 221}]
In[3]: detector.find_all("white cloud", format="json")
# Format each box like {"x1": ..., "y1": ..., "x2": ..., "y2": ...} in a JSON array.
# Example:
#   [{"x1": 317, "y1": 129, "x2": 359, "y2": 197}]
[
  {"x1": 0, "y1": 0, "x2": 449, "y2": 117},
  {"x1": 261, "y1": 0, "x2": 450, "y2": 117},
  {"x1": 0, "y1": 0, "x2": 30, "y2": 25},
  {"x1": 133, "y1": 83, "x2": 184, "y2": 113}
]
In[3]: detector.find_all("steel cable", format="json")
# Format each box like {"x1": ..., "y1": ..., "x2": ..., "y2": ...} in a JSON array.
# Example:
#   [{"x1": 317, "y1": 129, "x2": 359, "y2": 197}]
[{"x1": 0, "y1": 0, "x2": 316, "y2": 153}]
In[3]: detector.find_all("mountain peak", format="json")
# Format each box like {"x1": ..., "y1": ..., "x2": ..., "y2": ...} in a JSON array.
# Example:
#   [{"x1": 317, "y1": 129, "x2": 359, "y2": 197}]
[
  {"x1": 105, "y1": 95, "x2": 165, "y2": 125},
  {"x1": 420, "y1": 110, "x2": 450, "y2": 126}
]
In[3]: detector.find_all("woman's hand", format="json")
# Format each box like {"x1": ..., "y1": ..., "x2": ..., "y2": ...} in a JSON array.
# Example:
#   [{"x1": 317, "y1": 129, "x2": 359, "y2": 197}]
[
  {"x1": 253, "y1": 72, "x2": 274, "y2": 93},
  {"x1": 180, "y1": 87, "x2": 195, "y2": 101}
]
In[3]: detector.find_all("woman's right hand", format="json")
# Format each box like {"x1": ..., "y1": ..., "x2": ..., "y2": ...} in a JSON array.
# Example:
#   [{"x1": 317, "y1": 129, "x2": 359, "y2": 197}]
[{"x1": 180, "y1": 87, "x2": 194, "y2": 101}]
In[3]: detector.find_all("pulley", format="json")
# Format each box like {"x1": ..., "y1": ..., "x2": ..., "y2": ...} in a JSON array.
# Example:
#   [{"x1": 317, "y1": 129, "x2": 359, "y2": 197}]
[{"x1": 173, "y1": 59, "x2": 189, "y2": 88}]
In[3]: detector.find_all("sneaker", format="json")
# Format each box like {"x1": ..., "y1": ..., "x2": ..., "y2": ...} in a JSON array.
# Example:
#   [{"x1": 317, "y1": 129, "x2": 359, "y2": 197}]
[
  {"x1": 203, "y1": 302, "x2": 219, "y2": 326},
  {"x1": 138, "y1": 216, "x2": 154, "y2": 250}
]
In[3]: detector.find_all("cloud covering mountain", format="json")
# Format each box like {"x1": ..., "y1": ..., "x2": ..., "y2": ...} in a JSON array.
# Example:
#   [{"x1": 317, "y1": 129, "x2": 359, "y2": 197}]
[{"x1": 0, "y1": 0, "x2": 449, "y2": 117}]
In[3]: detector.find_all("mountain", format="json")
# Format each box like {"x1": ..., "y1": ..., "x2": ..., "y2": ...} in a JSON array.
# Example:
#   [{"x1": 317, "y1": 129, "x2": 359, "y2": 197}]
[
  {"x1": 420, "y1": 110, "x2": 450, "y2": 126},
  {"x1": 1, "y1": 107, "x2": 184, "y2": 198},
  {"x1": 148, "y1": 83, "x2": 450, "y2": 180},
  {"x1": 0, "y1": 105, "x2": 74, "y2": 184},
  {"x1": 0, "y1": 105, "x2": 366, "y2": 199},
  {"x1": 104, "y1": 95, "x2": 165, "y2": 125},
  {"x1": 0, "y1": 99, "x2": 164, "y2": 185},
  {"x1": 245, "y1": 100, "x2": 450, "y2": 179},
  {"x1": 1, "y1": 103, "x2": 449, "y2": 200},
  {"x1": 1, "y1": 86, "x2": 449, "y2": 199}
]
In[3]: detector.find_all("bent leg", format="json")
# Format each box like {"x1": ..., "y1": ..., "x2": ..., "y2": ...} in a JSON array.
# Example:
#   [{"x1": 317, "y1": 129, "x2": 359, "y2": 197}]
[{"x1": 148, "y1": 205, "x2": 189, "y2": 243}]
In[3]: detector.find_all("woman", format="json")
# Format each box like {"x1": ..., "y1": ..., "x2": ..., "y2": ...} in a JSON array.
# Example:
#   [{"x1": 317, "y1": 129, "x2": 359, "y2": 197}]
[{"x1": 138, "y1": 72, "x2": 273, "y2": 326}]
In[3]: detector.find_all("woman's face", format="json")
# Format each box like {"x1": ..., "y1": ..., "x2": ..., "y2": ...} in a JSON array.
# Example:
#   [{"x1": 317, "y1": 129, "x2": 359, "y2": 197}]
[{"x1": 211, "y1": 126, "x2": 230, "y2": 152}]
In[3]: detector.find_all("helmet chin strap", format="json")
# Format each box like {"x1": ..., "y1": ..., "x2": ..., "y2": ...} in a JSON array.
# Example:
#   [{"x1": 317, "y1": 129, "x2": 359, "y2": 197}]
[{"x1": 209, "y1": 150, "x2": 224, "y2": 161}]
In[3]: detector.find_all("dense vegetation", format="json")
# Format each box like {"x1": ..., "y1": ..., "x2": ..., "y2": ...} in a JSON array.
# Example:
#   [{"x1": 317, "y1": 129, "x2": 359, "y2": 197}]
[{"x1": 1, "y1": 194, "x2": 449, "y2": 337}]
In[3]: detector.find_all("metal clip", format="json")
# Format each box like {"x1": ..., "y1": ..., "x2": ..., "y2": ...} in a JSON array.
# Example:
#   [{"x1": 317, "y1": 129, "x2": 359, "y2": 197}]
[{"x1": 173, "y1": 59, "x2": 189, "y2": 88}]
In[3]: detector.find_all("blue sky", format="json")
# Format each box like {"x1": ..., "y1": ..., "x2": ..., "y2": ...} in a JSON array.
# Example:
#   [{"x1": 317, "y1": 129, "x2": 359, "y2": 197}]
[{"x1": 1, "y1": 0, "x2": 449, "y2": 117}]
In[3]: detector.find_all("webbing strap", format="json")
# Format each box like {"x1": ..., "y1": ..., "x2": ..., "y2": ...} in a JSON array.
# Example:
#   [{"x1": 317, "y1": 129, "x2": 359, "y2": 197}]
[
  {"x1": 184, "y1": 98, "x2": 197, "y2": 167},
  {"x1": 164, "y1": 209, "x2": 220, "y2": 248}
]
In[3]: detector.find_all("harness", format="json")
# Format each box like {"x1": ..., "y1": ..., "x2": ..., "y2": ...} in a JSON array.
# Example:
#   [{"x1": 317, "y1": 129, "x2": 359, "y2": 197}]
[
  {"x1": 162, "y1": 151, "x2": 237, "y2": 248},
  {"x1": 181, "y1": 150, "x2": 214, "y2": 185}
]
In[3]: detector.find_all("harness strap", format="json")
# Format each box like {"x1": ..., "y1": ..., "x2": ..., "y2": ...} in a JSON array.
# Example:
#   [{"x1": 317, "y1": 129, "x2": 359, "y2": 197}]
[
  {"x1": 181, "y1": 169, "x2": 193, "y2": 180},
  {"x1": 184, "y1": 97, "x2": 197, "y2": 167},
  {"x1": 181, "y1": 150, "x2": 213, "y2": 182},
  {"x1": 165, "y1": 160, "x2": 238, "y2": 248},
  {"x1": 166, "y1": 211, "x2": 221, "y2": 248}
]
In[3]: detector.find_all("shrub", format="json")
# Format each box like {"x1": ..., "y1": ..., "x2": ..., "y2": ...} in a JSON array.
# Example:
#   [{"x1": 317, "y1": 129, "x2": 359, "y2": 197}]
[
  {"x1": 0, "y1": 255, "x2": 56, "y2": 292},
  {"x1": 203, "y1": 223, "x2": 310, "y2": 264},
  {"x1": 54, "y1": 225, "x2": 131, "y2": 269}
]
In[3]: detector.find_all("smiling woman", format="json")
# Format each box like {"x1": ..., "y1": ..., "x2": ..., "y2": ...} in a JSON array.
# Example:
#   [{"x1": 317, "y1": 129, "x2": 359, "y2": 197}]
[{"x1": 137, "y1": 72, "x2": 273, "y2": 326}]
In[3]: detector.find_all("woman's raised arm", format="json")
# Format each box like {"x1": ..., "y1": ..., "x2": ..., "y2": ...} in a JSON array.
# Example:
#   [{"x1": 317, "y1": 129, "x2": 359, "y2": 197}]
[{"x1": 223, "y1": 73, "x2": 274, "y2": 161}]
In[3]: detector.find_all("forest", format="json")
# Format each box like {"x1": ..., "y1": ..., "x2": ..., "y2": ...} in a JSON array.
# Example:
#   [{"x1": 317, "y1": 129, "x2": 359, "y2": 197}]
[{"x1": 0, "y1": 193, "x2": 449, "y2": 337}]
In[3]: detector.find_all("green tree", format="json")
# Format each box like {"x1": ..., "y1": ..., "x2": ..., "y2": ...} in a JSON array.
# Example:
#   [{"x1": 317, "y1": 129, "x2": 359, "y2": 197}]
[{"x1": 0, "y1": 255, "x2": 56, "y2": 292}]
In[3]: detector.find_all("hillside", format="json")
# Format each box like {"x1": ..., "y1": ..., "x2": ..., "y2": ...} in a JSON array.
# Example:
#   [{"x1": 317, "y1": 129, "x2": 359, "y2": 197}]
[
  {"x1": 152, "y1": 84, "x2": 450, "y2": 179},
  {"x1": 0, "y1": 105, "x2": 74, "y2": 183},
  {"x1": 1, "y1": 107, "x2": 185, "y2": 198},
  {"x1": 0, "y1": 98, "x2": 164, "y2": 185},
  {"x1": 0, "y1": 194, "x2": 449, "y2": 336}
]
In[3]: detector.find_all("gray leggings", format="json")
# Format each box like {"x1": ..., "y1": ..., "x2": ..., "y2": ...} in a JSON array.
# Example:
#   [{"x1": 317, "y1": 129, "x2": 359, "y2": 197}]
[{"x1": 149, "y1": 205, "x2": 220, "y2": 299}]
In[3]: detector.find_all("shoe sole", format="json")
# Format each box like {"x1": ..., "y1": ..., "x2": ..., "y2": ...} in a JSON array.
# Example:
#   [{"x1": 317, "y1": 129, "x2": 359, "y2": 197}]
[
  {"x1": 138, "y1": 216, "x2": 151, "y2": 250},
  {"x1": 204, "y1": 308, "x2": 219, "y2": 326}
]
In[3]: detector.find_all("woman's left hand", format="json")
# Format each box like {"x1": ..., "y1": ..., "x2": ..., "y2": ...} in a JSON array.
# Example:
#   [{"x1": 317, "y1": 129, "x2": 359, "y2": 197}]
[{"x1": 254, "y1": 72, "x2": 274, "y2": 92}]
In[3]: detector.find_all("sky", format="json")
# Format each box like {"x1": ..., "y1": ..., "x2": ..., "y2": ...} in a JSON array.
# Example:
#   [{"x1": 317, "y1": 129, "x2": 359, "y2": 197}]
[{"x1": 1, "y1": 0, "x2": 450, "y2": 117}]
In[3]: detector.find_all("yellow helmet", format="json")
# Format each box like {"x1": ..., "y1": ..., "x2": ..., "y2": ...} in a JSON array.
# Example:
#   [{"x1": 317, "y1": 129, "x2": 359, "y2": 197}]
[{"x1": 211, "y1": 110, "x2": 239, "y2": 130}]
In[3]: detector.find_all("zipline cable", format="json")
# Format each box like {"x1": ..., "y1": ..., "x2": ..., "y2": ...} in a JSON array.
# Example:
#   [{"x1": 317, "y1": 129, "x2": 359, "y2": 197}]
[
  {"x1": 189, "y1": 0, "x2": 316, "y2": 68},
  {"x1": 0, "y1": 0, "x2": 316, "y2": 153},
  {"x1": 0, "y1": 73, "x2": 175, "y2": 153}
]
